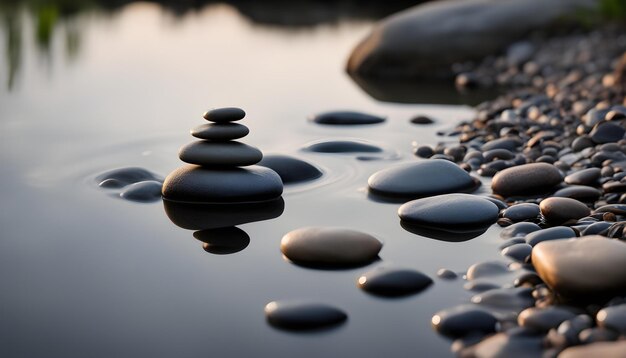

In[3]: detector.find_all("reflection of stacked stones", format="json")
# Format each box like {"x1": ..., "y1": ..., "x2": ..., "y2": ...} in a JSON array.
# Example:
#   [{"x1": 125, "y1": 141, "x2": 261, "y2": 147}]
[{"x1": 162, "y1": 107, "x2": 284, "y2": 254}]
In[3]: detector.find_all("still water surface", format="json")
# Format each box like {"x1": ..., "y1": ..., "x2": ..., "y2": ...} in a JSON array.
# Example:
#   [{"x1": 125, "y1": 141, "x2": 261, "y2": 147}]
[{"x1": 1, "y1": 3, "x2": 504, "y2": 357}]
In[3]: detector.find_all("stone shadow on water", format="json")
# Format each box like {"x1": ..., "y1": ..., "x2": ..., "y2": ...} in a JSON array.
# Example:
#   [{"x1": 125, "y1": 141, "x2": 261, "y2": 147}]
[
  {"x1": 400, "y1": 220, "x2": 488, "y2": 242},
  {"x1": 163, "y1": 197, "x2": 284, "y2": 255}
]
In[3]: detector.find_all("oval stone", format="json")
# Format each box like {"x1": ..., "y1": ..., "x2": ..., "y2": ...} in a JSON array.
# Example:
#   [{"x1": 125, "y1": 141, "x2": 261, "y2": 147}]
[
  {"x1": 95, "y1": 167, "x2": 162, "y2": 188},
  {"x1": 191, "y1": 123, "x2": 249, "y2": 141},
  {"x1": 264, "y1": 300, "x2": 347, "y2": 331},
  {"x1": 518, "y1": 306, "x2": 578, "y2": 332},
  {"x1": 194, "y1": 227, "x2": 250, "y2": 255},
  {"x1": 162, "y1": 165, "x2": 283, "y2": 203},
  {"x1": 357, "y1": 267, "x2": 433, "y2": 297},
  {"x1": 525, "y1": 226, "x2": 576, "y2": 247},
  {"x1": 432, "y1": 305, "x2": 498, "y2": 338},
  {"x1": 501, "y1": 203, "x2": 540, "y2": 222},
  {"x1": 590, "y1": 122, "x2": 626, "y2": 144},
  {"x1": 178, "y1": 141, "x2": 263, "y2": 167},
  {"x1": 280, "y1": 227, "x2": 382, "y2": 268},
  {"x1": 500, "y1": 222, "x2": 541, "y2": 239},
  {"x1": 491, "y1": 163, "x2": 562, "y2": 197},
  {"x1": 119, "y1": 180, "x2": 163, "y2": 202},
  {"x1": 552, "y1": 185, "x2": 601, "y2": 202},
  {"x1": 398, "y1": 194, "x2": 499, "y2": 232},
  {"x1": 202, "y1": 107, "x2": 245, "y2": 123},
  {"x1": 539, "y1": 197, "x2": 590, "y2": 225},
  {"x1": 369, "y1": 160, "x2": 479, "y2": 200},
  {"x1": 596, "y1": 304, "x2": 626, "y2": 334},
  {"x1": 303, "y1": 140, "x2": 382, "y2": 153},
  {"x1": 532, "y1": 236, "x2": 626, "y2": 298},
  {"x1": 310, "y1": 111, "x2": 385, "y2": 125},
  {"x1": 258, "y1": 155, "x2": 322, "y2": 184},
  {"x1": 564, "y1": 168, "x2": 601, "y2": 186}
]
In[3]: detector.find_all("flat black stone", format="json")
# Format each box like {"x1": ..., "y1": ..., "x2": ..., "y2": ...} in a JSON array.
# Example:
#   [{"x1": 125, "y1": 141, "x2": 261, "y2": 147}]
[
  {"x1": 191, "y1": 123, "x2": 249, "y2": 141},
  {"x1": 500, "y1": 222, "x2": 541, "y2": 239},
  {"x1": 303, "y1": 140, "x2": 382, "y2": 153},
  {"x1": 525, "y1": 226, "x2": 576, "y2": 247},
  {"x1": 590, "y1": 122, "x2": 626, "y2": 144},
  {"x1": 179, "y1": 141, "x2": 263, "y2": 167},
  {"x1": 194, "y1": 227, "x2": 250, "y2": 255},
  {"x1": 410, "y1": 115, "x2": 435, "y2": 124},
  {"x1": 258, "y1": 155, "x2": 322, "y2": 184},
  {"x1": 310, "y1": 111, "x2": 385, "y2": 125},
  {"x1": 264, "y1": 301, "x2": 347, "y2": 331},
  {"x1": 553, "y1": 185, "x2": 601, "y2": 202},
  {"x1": 398, "y1": 194, "x2": 499, "y2": 232},
  {"x1": 481, "y1": 137, "x2": 523, "y2": 151},
  {"x1": 432, "y1": 305, "x2": 498, "y2": 338},
  {"x1": 502, "y1": 203, "x2": 540, "y2": 222},
  {"x1": 119, "y1": 180, "x2": 163, "y2": 203},
  {"x1": 501, "y1": 243, "x2": 532, "y2": 263},
  {"x1": 357, "y1": 267, "x2": 433, "y2": 297},
  {"x1": 202, "y1": 107, "x2": 245, "y2": 123},
  {"x1": 368, "y1": 160, "x2": 480, "y2": 200},
  {"x1": 162, "y1": 165, "x2": 283, "y2": 203}
]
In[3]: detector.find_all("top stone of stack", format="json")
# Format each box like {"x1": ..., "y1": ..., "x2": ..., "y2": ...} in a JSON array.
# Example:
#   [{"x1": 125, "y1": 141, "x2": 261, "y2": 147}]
[{"x1": 203, "y1": 107, "x2": 246, "y2": 123}]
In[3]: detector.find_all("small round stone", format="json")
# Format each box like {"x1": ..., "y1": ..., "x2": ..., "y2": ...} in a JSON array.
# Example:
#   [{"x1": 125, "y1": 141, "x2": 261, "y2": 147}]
[
  {"x1": 432, "y1": 305, "x2": 498, "y2": 338},
  {"x1": 596, "y1": 304, "x2": 626, "y2": 334},
  {"x1": 589, "y1": 122, "x2": 626, "y2": 144},
  {"x1": 539, "y1": 197, "x2": 590, "y2": 225},
  {"x1": 309, "y1": 111, "x2": 385, "y2": 125},
  {"x1": 162, "y1": 165, "x2": 283, "y2": 203},
  {"x1": 552, "y1": 186, "x2": 601, "y2": 203},
  {"x1": 564, "y1": 168, "x2": 601, "y2": 186},
  {"x1": 303, "y1": 140, "x2": 382, "y2": 153},
  {"x1": 257, "y1": 155, "x2": 322, "y2": 184},
  {"x1": 501, "y1": 203, "x2": 540, "y2": 222},
  {"x1": 264, "y1": 300, "x2": 347, "y2": 331},
  {"x1": 194, "y1": 227, "x2": 250, "y2": 255},
  {"x1": 119, "y1": 180, "x2": 163, "y2": 202},
  {"x1": 203, "y1": 107, "x2": 245, "y2": 123},
  {"x1": 368, "y1": 160, "x2": 479, "y2": 200},
  {"x1": 280, "y1": 227, "x2": 382, "y2": 268},
  {"x1": 501, "y1": 243, "x2": 532, "y2": 263},
  {"x1": 500, "y1": 222, "x2": 541, "y2": 239},
  {"x1": 178, "y1": 141, "x2": 263, "y2": 167},
  {"x1": 525, "y1": 227, "x2": 576, "y2": 247},
  {"x1": 191, "y1": 123, "x2": 249, "y2": 140},
  {"x1": 437, "y1": 268, "x2": 458, "y2": 280},
  {"x1": 410, "y1": 115, "x2": 435, "y2": 124},
  {"x1": 357, "y1": 267, "x2": 433, "y2": 297},
  {"x1": 398, "y1": 194, "x2": 499, "y2": 232},
  {"x1": 491, "y1": 163, "x2": 562, "y2": 197},
  {"x1": 518, "y1": 306, "x2": 578, "y2": 332}
]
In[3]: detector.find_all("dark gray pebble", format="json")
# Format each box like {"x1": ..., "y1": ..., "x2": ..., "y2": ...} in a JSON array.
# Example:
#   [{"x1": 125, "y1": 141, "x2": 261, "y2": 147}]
[
  {"x1": 525, "y1": 226, "x2": 576, "y2": 247},
  {"x1": 119, "y1": 180, "x2": 163, "y2": 202},
  {"x1": 264, "y1": 301, "x2": 347, "y2": 331},
  {"x1": 518, "y1": 306, "x2": 578, "y2": 332},
  {"x1": 258, "y1": 155, "x2": 322, "y2": 184},
  {"x1": 191, "y1": 123, "x2": 249, "y2": 140},
  {"x1": 539, "y1": 197, "x2": 590, "y2": 225},
  {"x1": 564, "y1": 168, "x2": 601, "y2": 186},
  {"x1": 179, "y1": 141, "x2": 263, "y2": 167},
  {"x1": 553, "y1": 185, "x2": 601, "y2": 203},
  {"x1": 410, "y1": 115, "x2": 435, "y2": 124},
  {"x1": 590, "y1": 122, "x2": 626, "y2": 144},
  {"x1": 501, "y1": 243, "x2": 532, "y2": 263},
  {"x1": 357, "y1": 267, "x2": 432, "y2": 297},
  {"x1": 500, "y1": 222, "x2": 542, "y2": 239},
  {"x1": 310, "y1": 111, "x2": 385, "y2": 125},
  {"x1": 194, "y1": 227, "x2": 250, "y2": 255},
  {"x1": 304, "y1": 140, "x2": 382, "y2": 153},
  {"x1": 491, "y1": 163, "x2": 562, "y2": 198},
  {"x1": 596, "y1": 304, "x2": 626, "y2": 334},
  {"x1": 203, "y1": 107, "x2": 245, "y2": 123},
  {"x1": 96, "y1": 167, "x2": 162, "y2": 188},
  {"x1": 432, "y1": 305, "x2": 498, "y2": 338},
  {"x1": 502, "y1": 203, "x2": 540, "y2": 222}
]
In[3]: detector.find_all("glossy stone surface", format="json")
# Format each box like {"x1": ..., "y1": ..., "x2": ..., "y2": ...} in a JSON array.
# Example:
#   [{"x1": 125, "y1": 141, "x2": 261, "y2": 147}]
[
  {"x1": 491, "y1": 163, "x2": 562, "y2": 197},
  {"x1": 552, "y1": 185, "x2": 601, "y2": 202},
  {"x1": 501, "y1": 203, "x2": 540, "y2": 222},
  {"x1": 357, "y1": 266, "x2": 433, "y2": 297},
  {"x1": 303, "y1": 140, "x2": 383, "y2": 153},
  {"x1": 190, "y1": 123, "x2": 250, "y2": 140},
  {"x1": 518, "y1": 306, "x2": 577, "y2": 332},
  {"x1": 95, "y1": 167, "x2": 163, "y2": 188},
  {"x1": 309, "y1": 111, "x2": 385, "y2": 125},
  {"x1": 532, "y1": 236, "x2": 626, "y2": 298},
  {"x1": 162, "y1": 165, "x2": 283, "y2": 203},
  {"x1": 280, "y1": 227, "x2": 382, "y2": 268},
  {"x1": 202, "y1": 107, "x2": 246, "y2": 123},
  {"x1": 500, "y1": 222, "x2": 541, "y2": 239},
  {"x1": 119, "y1": 180, "x2": 163, "y2": 203},
  {"x1": 368, "y1": 160, "x2": 479, "y2": 200},
  {"x1": 258, "y1": 155, "x2": 322, "y2": 184},
  {"x1": 525, "y1": 226, "x2": 576, "y2": 247},
  {"x1": 264, "y1": 301, "x2": 347, "y2": 331},
  {"x1": 431, "y1": 305, "x2": 498, "y2": 338},
  {"x1": 596, "y1": 304, "x2": 626, "y2": 334},
  {"x1": 194, "y1": 227, "x2": 250, "y2": 255},
  {"x1": 539, "y1": 197, "x2": 590, "y2": 225},
  {"x1": 178, "y1": 141, "x2": 263, "y2": 167},
  {"x1": 398, "y1": 194, "x2": 499, "y2": 232},
  {"x1": 564, "y1": 167, "x2": 601, "y2": 186}
]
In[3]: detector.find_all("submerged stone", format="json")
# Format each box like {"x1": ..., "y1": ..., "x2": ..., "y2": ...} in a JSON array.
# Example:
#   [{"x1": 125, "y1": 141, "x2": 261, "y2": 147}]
[
  {"x1": 162, "y1": 165, "x2": 283, "y2": 203},
  {"x1": 95, "y1": 167, "x2": 162, "y2": 188},
  {"x1": 368, "y1": 160, "x2": 479, "y2": 200},
  {"x1": 532, "y1": 236, "x2": 626, "y2": 299},
  {"x1": 190, "y1": 123, "x2": 249, "y2": 141},
  {"x1": 194, "y1": 227, "x2": 250, "y2": 255},
  {"x1": 203, "y1": 107, "x2": 245, "y2": 123},
  {"x1": 491, "y1": 163, "x2": 562, "y2": 197},
  {"x1": 178, "y1": 141, "x2": 263, "y2": 167},
  {"x1": 310, "y1": 111, "x2": 385, "y2": 125},
  {"x1": 303, "y1": 140, "x2": 382, "y2": 153},
  {"x1": 264, "y1": 300, "x2": 347, "y2": 331},
  {"x1": 357, "y1": 266, "x2": 433, "y2": 297},
  {"x1": 398, "y1": 194, "x2": 499, "y2": 232},
  {"x1": 258, "y1": 155, "x2": 322, "y2": 184},
  {"x1": 119, "y1": 180, "x2": 163, "y2": 202},
  {"x1": 280, "y1": 227, "x2": 382, "y2": 268}
]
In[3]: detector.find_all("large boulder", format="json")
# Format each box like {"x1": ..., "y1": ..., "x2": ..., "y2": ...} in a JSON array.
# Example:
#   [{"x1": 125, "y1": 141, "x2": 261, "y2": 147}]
[{"x1": 347, "y1": 0, "x2": 598, "y2": 79}]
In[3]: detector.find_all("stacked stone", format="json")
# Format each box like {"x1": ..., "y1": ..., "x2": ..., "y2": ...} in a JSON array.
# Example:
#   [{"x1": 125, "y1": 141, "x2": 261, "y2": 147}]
[{"x1": 162, "y1": 107, "x2": 283, "y2": 203}]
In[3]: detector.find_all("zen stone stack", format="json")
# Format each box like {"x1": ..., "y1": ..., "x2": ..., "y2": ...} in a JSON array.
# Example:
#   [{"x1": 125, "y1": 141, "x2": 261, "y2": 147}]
[{"x1": 162, "y1": 107, "x2": 283, "y2": 203}]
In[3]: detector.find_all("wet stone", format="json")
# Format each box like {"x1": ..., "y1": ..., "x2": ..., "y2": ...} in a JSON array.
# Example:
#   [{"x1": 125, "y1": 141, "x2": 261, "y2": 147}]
[
  {"x1": 304, "y1": 140, "x2": 382, "y2": 153},
  {"x1": 481, "y1": 137, "x2": 523, "y2": 152},
  {"x1": 581, "y1": 221, "x2": 612, "y2": 236},
  {"x1": 471, "y1": 287, "x2": 535, "y2": 312},
  {"x1": 190, "y1": 123, "x2": 250, "y2": 140},
  {"x1": 499, "y1": 237, "x2": 526, "y2": 250},
  {"x1": 564, "y1": 167, "x2": 601, "y2": 186},
  {"x1": 95, "y1": 167, "x2": 162, "y2": 188},
  {"x1": 466, "y1": 261, "x2": 510, "y2": 281},
  {"x1": 310, "y1": 111, "x2": 385, "y2": 125},
  {"x1": 500, "y1": 222, "x2": 541, "y2": 239},
  {"x1": 410, "y1": 115, "x2": 435, "y2": 124},
  {"x1": 119, "y1": 180, "x2": 163, "y2": 203},
  {"x1": 258, "y1": 155, "x2": 322, "y2": 184},
  {"x1": 501, "y1": 243, "x2": 532, "y2": 263},
  {"x1": 357, "y1": 266, "x2": 433, "y2": 297},
  {"x1": 178, "y1": 141, "x2": 263, "y2": 167},
  {"x1": 264, "y1": 301, "x2": 347, "y2": 331},
  {"x1": 589, "y1": 122, "x2": 626, "y2": 144},
  {"x1": 280, "y1": 227, "x2": 382, "y2": 268},
  {"x1": 552, "y1": 185, "x2": 601, "y2": 203},
  {"x1": 555, "y1": 315, "x2": 593, "y2": 346},
  {"x1": 525, "y1": 226, "x2": 576, "y2": 247},
  {"x1": 491, "y1": 163, "x2": 563, "y2": 198},
  {"x1": 437, "y1": 268, "x2": 458, "y2": 280},
  {"x1": 414, "y1": 146, "x2": 434, "y2": 158},
  {"x1": 559, "y1": 341, "x2": 626, "y2": 358},
  {"x1": 203, "y1": 107, "x2": 246, "y2": 123},
  {"x1": 502, "y1": 203, "x2": 540, "y2": 222},
  {"x1": 518, "y1": 306, "x2": 577, "y2": 332},
  {"x1": 162, "y1": 165, "x2": 283, "y2": 203},
  {"x1": 579, "y1": 327, "x2": 619, "y2": 344},
  {"x1": 398, "y1": 194, "x2": 499, "y2": 232},
  {"x1": 532, "y1": 236, "x2": 626, "y2": 299},
  {"x1": 470, "y1": 332, "x2": 544, "y2": 358},
  {"x1": 596, "y1": 304, "x2": 626, "y2": 334},
  {"x1": 464, "y1": 281, "x2": 500, "y2": 292},
  {"x1": 540, "y1": 197, "x2": 591, "y2": 225},
  {"x1": 194, "y1": 227, "x2": 250, "y2": 255},
  {"x1": 431, "y1": 305, "x2": 498, "y2": 338},
  {"x1": 368, "y1": 160, "x2": 479, "y2": 200}
]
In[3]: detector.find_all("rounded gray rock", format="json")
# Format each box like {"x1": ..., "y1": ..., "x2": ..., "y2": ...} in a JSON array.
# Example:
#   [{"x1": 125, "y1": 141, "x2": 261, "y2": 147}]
[
  {"x1": 264, "y1": 300, "x2": 347, "y2": 331},
  {"x1": 539, "y1": 197, "x2": 590, "y2": 225},
  {"x1": 491, "y1": 163, "x2": 562, "y2": 197},
  {"x1": 178, "y1": 141, "x2": 263, "y2": 167},
  {"x1": 202, "y1": 107, "x2": 246, "y2": 123},
  {"x1": 191, "y1": 123, "x2": 249, "y2": 140},
  {"x1": 357, "y1": 266, "x2": 433, "y2": 297}
]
